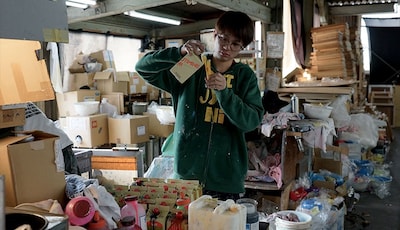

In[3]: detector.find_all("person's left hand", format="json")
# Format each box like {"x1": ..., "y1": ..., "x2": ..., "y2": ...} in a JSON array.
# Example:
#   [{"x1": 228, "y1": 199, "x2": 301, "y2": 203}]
[
  {"x1": 181, "y1": 40, "x2": 205, "y2": 56},
  {"x1": 205, "y1": 72, "x2": 226, "y2": 91}
]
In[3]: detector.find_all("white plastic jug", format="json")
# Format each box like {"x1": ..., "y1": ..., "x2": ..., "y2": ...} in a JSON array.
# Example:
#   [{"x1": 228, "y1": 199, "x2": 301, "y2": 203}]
[
  {"x1": 100, "y1": 98, "x2": 117, "y2": 117},
  {"x1": 188, "y1": 195, "x2": 246, "y2": 230}
]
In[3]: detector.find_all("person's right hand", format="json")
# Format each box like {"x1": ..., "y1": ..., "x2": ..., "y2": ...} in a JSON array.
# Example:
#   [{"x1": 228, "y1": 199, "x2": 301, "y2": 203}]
[{"x1": 181, "y1": 40, "x2": 205, "y2": 56}]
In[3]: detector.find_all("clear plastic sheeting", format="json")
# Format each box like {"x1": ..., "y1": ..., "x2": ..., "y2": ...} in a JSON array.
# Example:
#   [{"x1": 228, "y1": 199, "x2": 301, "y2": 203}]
[{"x1": 144, "y1": 156, "x2": 175, "y2": 179}]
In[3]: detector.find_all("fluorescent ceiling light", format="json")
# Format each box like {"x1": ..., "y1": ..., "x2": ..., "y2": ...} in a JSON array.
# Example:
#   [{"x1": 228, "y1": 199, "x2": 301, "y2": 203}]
[
  {"x1": 66, "y1": 1, "x2": 88, "y2": 8},
  {"x1": 68, "y1": 0, "x2": 97, "y2": 5},
  {"x1": 66, "y1": 0, "x2": 96, "y2": 8},
  {"x1": 124, "y1": 11, "x2": 181, "y2": 26}
]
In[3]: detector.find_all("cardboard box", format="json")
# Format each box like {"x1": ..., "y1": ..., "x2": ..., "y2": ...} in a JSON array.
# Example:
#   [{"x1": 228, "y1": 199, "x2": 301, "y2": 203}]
[
  {"x1": 68, "y1": 60, "x2": 86, "y2": 73},
  {"x1": 0, "y1": 39, "x2": 55, "y2": 105},
  {"x1": 71, "y1": 72, "x2": 95, "y2": 90},
  {"x1": 129, "y1": 72, "x2": 160, "y2": 101},
  {"x1": 0, "y1": 131, "x2": 66, "y2": 207},
  {"x1": 313, "y1": 145, "x2": 348, "y2": 176},
  {"x1": 143, "y1": 112, "x2": 174, "y2": 138},
  {"x1": 108, "y1": 115, "x2": 149, "y2": 144},
  {"x1": 94, "y1": 71, "x2": 130, "y2": 95},
  {"x1": 101, "y1": 93, "x2": 125, "y2": 115},
  {"x1": 0, "y1": 106, "x2": 25, "y2": 129},
  {"x1": 90, "y1": 50, "x2": 116, "y2": 70},
  {"x1": 63, "y1": 114, "x2": 109, "y2": 148},
  {"x1": 312, "y1": 145, "x2": 348, "y2": 190},
  {"x1": 56, "y1": 90, "x2": 101, "y2": 117}
]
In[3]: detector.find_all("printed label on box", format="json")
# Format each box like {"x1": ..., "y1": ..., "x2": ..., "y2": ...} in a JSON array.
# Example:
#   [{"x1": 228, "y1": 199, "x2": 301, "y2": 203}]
[{"x1": 137, "y1": 126, "x2": 146, "y2": 136}]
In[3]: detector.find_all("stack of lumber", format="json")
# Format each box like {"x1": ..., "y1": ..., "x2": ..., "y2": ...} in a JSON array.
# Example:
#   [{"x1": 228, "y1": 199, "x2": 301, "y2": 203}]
[{"x1": 309, "y1": 23, "x2": 357, "y2": 79}]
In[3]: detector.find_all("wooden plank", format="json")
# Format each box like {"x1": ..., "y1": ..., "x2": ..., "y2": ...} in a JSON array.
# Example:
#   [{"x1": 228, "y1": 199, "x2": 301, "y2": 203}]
[
  {"x1": 311, "y1": 23, "x2": 348, "y2": 33},
  {"x1": 277, "y1": 87, "x2": 353, "y2": 95},
  {"x1": 312, "y1": 40, "x2": 344, "y2": 50},
  {"x1": 311, "y1": 52, "x2": 344, "y2": 60},
  {"x1": 281, "y1": 134, "x2": 304, "y2": 184},
  {"x1": 311, "y1": 59, "x2": 345, "y2": 67},
  {"x1": 311, "y1": 31, "x2": 343, "y2": 42},
  {"x1": 92, "y1": 155, "x2": 137, "y2": 170}
]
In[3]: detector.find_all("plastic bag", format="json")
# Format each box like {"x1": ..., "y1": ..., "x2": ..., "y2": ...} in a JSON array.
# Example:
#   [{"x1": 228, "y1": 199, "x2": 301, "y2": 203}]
[
  {"x1": 147, "y1": 102, "x2": 176, "y2": 124},
  {"x1": 330, "y1": 95, "x2": 351, "y2": 128},
  {"x1": 83, "y1": 184, "x2": 121, "y2": 229},
  {"x1": 348, "y1": 113, "x2": 379, "y2": 149}
]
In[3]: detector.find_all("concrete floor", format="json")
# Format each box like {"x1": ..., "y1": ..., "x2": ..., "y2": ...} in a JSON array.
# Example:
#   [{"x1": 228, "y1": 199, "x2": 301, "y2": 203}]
[{"x1": 345, "y1": 128, "x2": 400, "y2": 229}]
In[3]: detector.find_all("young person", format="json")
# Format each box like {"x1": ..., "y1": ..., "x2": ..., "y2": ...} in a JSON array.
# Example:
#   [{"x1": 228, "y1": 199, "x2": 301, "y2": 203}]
[{"x1": 135, "y1": 11, "x2": 264, "y2": 200}]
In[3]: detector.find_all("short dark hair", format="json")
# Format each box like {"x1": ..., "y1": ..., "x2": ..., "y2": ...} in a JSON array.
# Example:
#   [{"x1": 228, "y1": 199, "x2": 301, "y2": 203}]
[{"x1": 215, "y1": 11, "x2": 254, "y2": 47}]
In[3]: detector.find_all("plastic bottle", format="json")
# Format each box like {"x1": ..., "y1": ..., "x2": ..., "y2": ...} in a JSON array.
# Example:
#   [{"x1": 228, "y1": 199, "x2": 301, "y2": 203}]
[
  {"x1": 100, "y1": 98, "x2": 117, "y2": 117},
  {"x1": 119, "y1": 216, "x2": 142, "y2": 230},
  {"x1": 64, "y1": 196, "x2": 95, "y2": 226},
  {"x1": 236, "y1": 198, "x2": 259, "y2": 230},
  {"x1": 121, "y1": 196, "x2": 147, "y2": 230},
  {"x1": 291, "y1": 94, "x2": 299, "y2": 114}
]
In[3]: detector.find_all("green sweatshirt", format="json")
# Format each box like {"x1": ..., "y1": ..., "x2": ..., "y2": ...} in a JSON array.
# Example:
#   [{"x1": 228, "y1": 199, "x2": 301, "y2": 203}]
[{"x1": 135, "y1": 47, "x2": 264, "y2": 194}]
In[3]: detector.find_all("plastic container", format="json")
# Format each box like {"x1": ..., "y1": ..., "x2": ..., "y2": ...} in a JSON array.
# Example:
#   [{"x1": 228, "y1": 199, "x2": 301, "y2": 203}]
[
  {"x1": 236, "y1": 198, "x2": 259, "y2": 230},
  {"x1": 100, "y1": 98, "x2": 117, "y2": 117},
  {"x1": 131, "y1": 102, "x2": 148, "y2": 115},
  {"x1": 74, "y1": 101, "x2": 100, "y2": 116},
  {"x1": 275, "y1": 211, "x2": 312, "y2": 230},
  {"x1": 121, "y1": 196, "x2": 147, "y2": 230},
  {"x1": 188, "y1": 195, "x2": 246, "y2": 230},
  {"x1": 303, "y1": 103, "x2": 333, "y2": 120},
  {"x1": 65, "y1": 196, "x2": 96, "y2": 226}
]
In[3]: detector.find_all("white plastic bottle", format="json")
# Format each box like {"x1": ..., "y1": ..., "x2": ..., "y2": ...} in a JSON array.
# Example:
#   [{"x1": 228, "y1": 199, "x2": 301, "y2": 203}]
[{"x1": 99, "y1": 98, "x2": 117, "y2": 117}]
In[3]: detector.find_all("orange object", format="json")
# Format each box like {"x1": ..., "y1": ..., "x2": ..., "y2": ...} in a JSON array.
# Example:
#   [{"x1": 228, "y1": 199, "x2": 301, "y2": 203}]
[{"x1": 87, "y1": 211, "x2": 109, "y2": 230}]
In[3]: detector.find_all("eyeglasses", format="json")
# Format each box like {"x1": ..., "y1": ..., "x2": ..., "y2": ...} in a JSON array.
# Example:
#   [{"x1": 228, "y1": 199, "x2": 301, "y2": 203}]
[{"x1": 216, "y1": 34, "x2": 244, "y2": 51}]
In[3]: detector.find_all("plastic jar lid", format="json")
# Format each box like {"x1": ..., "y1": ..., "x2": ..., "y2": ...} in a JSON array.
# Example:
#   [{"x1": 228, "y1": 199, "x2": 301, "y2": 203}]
[{"x1": 242, "y1": 203, "x2": 256, "y2": 214}]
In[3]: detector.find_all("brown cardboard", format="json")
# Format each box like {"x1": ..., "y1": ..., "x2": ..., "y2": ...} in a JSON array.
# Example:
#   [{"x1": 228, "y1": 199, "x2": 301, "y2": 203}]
[
  {"x1": 129, "y1": 72, "x2": 160, "y2": 101},
  {"x1": 94, "y1": 71, "x2": 130, "y2": 95},
  {"x1": 0, "y1": 39, "x2": 55, "y2": 105},
  {"x1": 0, "y1": 131, "x2": 66, "y2": 207},
  {"x1": 108, "y1": 115, "x2": 149, "y2": 144},
  {"x1": 71, "y1": 73, "x2": 95, "y2": 90},
  {"x1": 313, "y1": 145, "x2": 348, "y2": 176},
  {"x1": 56, "y1": 90, "x2": 101, "y2": 117},
  {"x1": 0, "y1": 107, "x2": 25, "y2": 129},
  {"x1": 143, "y1": 112, "x2": 174, "y2": 138},
  {"x1": 313, "y1": 145, "x2": 349, "y2": 190},
  {"x1": 89, "y1": 50, "x2": 116, "y2": 70},
  {"x1": 63, "y1": 114, "x2": 108, "y2": 148},
  {"x1": 68, "y1": 60, "x2": 86, "y2": 73},
  {"x1": 101, "y1": 93, "x2": 125, "y2": 115}
]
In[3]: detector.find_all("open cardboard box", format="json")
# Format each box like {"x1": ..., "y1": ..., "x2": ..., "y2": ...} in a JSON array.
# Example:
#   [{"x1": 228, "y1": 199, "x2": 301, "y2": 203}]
[
  {"x1": 312, "y1": 145, "x2": 348, "y2": 190},
  {"x1": 0, "y1": 131, "x2": 67, "y2": 207}
]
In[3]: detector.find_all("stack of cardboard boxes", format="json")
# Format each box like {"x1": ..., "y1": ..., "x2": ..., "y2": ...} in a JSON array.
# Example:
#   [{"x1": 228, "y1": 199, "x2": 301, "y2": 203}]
[
  {"x1": 58, "y1": 49, "x2": 174, "y2": 149},
  {"x1": 0, "y1": 39, "x2": 66, "y2": 207}
]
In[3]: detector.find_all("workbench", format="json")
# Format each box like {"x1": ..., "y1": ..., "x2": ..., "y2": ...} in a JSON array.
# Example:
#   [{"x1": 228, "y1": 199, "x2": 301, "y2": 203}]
[{"x1": 73, "y1": 147, "x2": 145, "y2": 178}]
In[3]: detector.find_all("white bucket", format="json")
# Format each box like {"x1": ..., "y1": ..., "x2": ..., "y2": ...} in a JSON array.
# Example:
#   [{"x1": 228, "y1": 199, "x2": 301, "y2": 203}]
[{"x1": 275, "y1": 211, "x2": 312, "y2": 230}]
